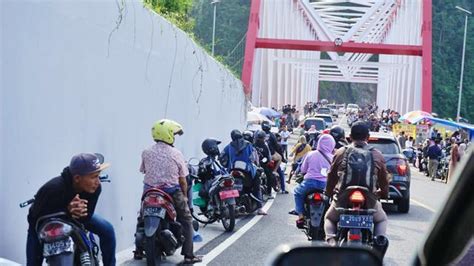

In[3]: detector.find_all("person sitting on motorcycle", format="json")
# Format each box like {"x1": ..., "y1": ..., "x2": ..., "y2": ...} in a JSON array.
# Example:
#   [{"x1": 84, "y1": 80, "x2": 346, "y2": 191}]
[
  {"x1": 220, "y1": 130, "x2": 267, "y2": 215},
  {"x1": 288, "y1": 135, "x2": 312, "y2": 183},
  {"x1": 243, "y1": 130, "x2": 255, "y2": 144},
  {"x1": 324, "y1": 122, "x2": 389, "y2": 246},
  {"x1": 254, "y1": 130, "x2": 277, "y2": 197},
  {"x1": 261, "y1": 121, "x2": 288, "y2": 194},
  {"x1": 329, "y1": 125, "x2": 348, "y2": 150},
  {"x1": 136, "y1": 119, "x2": 202, "y2": 264},
  {"x1": 289, "y1": 134, "x2": 336, "y2": 227},
  {"x1": 26, "y1": 153, "x2": 116, "y2": 266}
]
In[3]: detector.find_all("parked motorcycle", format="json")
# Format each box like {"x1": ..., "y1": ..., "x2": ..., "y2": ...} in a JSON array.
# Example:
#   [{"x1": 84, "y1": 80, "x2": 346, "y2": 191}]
[
  {"x1": 19, "y1": 173, "x2": 110, "y2": 265},
  {"x1": 190, "y1": 156, "x2": 238, "y2": 232},
  {"x1": 334, "y1": 186, "x2": 388, "y2": 257}
]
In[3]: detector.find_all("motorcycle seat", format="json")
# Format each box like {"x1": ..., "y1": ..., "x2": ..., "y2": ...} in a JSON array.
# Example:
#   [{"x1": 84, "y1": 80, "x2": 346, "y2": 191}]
[{"x1": 141, "y1": 188, "x2": 173, "y2": 203}]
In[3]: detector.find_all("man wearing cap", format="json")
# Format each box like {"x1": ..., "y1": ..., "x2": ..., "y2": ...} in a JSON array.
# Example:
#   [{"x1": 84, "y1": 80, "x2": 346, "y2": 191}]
[
  {"x1": 323, "y1": 122, "x2": 389, "y2": 247},
  {"x1": 26, "y1": 153, "x2": 116, "y2": 266}
]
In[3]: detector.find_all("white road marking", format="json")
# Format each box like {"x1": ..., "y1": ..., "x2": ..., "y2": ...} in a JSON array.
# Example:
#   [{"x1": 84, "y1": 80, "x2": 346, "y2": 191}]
[
  {"x1": 411, "y1": 198, "x2": 437, "y2": 213},
  {"x1": 196, "y1": 192, "x2": 278, "y2": 265}
]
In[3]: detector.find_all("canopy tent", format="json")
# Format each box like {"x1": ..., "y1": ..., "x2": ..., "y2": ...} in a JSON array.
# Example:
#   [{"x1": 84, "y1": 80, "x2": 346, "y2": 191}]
[
  {"x1": 425, "y1": 117, "x2": 474, "y2": 141},
  {"x1": 399, "y1": 110, "x2": 433, "y2": 124}
]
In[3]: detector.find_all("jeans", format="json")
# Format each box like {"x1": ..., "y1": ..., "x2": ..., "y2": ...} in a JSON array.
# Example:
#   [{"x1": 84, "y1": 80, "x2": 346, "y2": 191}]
[
  {"x1": 293, "y1": 179, "x2": 326, "y2": 215},
  {"x1": 281, "y1": 144, "x2": 288, "y2": 160},
  {"x1": 27, "y1": 214, "x2": 116, "y2": 266},
  {"x1": 277, "y1": 166, "x2": 286, "y2": 192}
]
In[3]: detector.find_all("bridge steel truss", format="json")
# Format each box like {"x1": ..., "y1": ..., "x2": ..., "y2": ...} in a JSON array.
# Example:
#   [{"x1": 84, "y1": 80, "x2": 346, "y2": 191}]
[{"x1": 242, "y1": 0, "x2": 432, "y2": 113}]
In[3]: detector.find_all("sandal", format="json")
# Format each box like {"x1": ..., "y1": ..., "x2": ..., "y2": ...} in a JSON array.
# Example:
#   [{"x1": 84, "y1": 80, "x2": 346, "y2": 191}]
[
  {"x1": 184, "y1": 255, "x2": 203, "y2": 264},
  {"x1": 288, "y1": 209, "x2": 298, "y2": 215},
  {"x1": 296, "y1": 218, "x2": 305, "y2": 229}
]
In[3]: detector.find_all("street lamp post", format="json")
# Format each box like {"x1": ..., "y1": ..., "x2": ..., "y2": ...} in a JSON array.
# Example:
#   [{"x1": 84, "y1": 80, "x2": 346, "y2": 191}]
[
  {"x1": 211, "y1": 0, "x2": 220, "y2": 56},
  {"x1": 455, "y1": 6, "x2": 471, "y2": 122}
]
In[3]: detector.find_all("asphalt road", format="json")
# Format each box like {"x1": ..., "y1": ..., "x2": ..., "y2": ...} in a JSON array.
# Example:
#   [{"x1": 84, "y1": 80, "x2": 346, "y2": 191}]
[{"x1": 120, "y1": 116, "x2": 452, "y2": 265}]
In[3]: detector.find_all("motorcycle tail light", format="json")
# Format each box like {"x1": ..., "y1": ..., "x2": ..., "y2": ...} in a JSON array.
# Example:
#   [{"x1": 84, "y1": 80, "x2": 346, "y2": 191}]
[
  {"x1": 313, "y1": 193, "x2": 322, "y2": 201},
  {"x1": 39, "y1": 221, "x2": 72, "y2": 242},
  {"x1": 231, "y1": 171, "x2": 241, "y2": 178},
  {"x1": 144, "y1": 195, "x2": 166, "y2": 207},
  {"x1": 349, "y1": 190, "x2": 365, "y2": 204},
  {"x1": 397, "y1": 160, "x2": 407, "y2": 176},
  {"x1": 348, "y1": 232, "x2": 361, "y2": 241},
  {"x1": 223, "y1": 179, "x2": 234, "y2": 187}
]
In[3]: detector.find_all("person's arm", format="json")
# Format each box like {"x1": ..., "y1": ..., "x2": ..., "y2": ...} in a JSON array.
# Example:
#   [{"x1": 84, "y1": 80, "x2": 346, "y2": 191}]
[
  {"x1": 374, "y1": 151, "x2": 389, "y2": 198},
  {"x1": 176, "y1": 153, "x2": 190, "y2": 197},
  {"x1": 325, "y1": 148, "x2": 345, "y2": 196},
  {"x1": 140, "y1": 151, "x2": 146, "y2": 174},
  {"x1": 300, "y1": 153, "x2": 309, "y2": 174}
]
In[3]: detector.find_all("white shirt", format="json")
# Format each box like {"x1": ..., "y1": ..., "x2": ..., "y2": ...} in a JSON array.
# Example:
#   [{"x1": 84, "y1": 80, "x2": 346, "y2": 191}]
[
  {"x1": 405, "y1": 140, "x2": 413, "y2": 149},
  {"x1": 280, "y1": 130, "x2": 291, "y2": 145}
]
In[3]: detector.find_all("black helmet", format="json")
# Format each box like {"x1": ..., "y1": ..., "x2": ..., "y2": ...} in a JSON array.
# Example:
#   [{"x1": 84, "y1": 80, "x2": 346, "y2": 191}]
[
  {"x1": 230, "y1": 129, "x2": 243, "y2": 141},
  {"x1": 261, "y1": 121, "x2": 271, "y2": 132},
  {"x1": 329, "y1": 125, "x2": 345, "y2": 142},
  {"x1": 255, "y1": 130, "x2": 266, "y2": 141},
  {"x1": 243, "y1": 130, "x2": 254, "y2": 143},
  {"x1": 201, "y1": 138, "x2": 221, "y2": 156}
]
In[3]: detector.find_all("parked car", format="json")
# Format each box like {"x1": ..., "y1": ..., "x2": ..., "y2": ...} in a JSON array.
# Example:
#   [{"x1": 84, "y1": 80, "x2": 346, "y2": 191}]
[
  {"x1": 303, "y1": 118, "x2": 326, "y2": 131},
  {"x1": 367, "y1": 132, "x2": 411, "y2": 213},
  {"x1": 346, "y1": 103, "x2": 359, "y2": 114},
  {"x1": 314, "y1": 114, "x2": 334, "y2": 128}
]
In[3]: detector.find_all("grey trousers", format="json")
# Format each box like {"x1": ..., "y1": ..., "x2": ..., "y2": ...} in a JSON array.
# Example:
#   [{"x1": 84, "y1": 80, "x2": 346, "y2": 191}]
[
  {"x1": 429, "y1": 159, "x2": 439, "y2": 180},
  {"x1": 324, "y1": 200, "x2": 388, "y2": 240}
]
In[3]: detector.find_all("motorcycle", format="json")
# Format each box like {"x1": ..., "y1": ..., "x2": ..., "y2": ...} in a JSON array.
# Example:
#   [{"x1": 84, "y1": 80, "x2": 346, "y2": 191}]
[
  {"x1": 334, "y1": 186, "x2": 388, "y2": 257},
  {"x1": 135, "y1": 188, "x2": 185, "y2": 265},
  {"x1": 19, "y1": 173, "x2": 110, "y2": 265},
  {"x1": 190, "y1": 156, "x2": 238, "y2": 232},
  {"x1": 229, "y1": 166, "x2": 266, "y2": 216},
  {"x1": 294, "y1": 177, "x2": 330, "y2": 241}
]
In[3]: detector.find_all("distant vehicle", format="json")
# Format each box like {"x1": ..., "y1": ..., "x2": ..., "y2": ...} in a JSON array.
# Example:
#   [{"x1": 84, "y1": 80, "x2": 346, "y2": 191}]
[
  {"x1": 336, "y1": 104, "x2": 346, "y2": 115},
  {"x1": 346, "y1": 103, "x2": 359, "y2": 114},
  {"x1": 303, "y1": 118, "x2": 326, "y2": 131},
  {"x1": 314, "y1": 114, "x2": 334, "y2": 128},
  {"x1": 366, "y1": 132, "x2": 411, "y2": 213},
  {"x1": 320, "y1": 99, "x2": 329, "y2": 105},
  {"x1": 326, "y1": 104, "x2": 339, "y2": 118},
  {"x1": 316, "y1": 107, "x2": 332, "y2": 115}
]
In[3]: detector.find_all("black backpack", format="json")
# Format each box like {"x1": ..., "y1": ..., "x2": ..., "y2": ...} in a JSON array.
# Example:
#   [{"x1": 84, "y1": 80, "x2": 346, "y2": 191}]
[{"x1": 340, "y1": 145, "x2": 376, "y2": 192}]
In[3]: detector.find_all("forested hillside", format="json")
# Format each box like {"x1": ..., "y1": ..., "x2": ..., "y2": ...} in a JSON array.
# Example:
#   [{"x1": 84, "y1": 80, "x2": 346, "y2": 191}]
[{"x1": 146, "y1": 0, "x2": 473, "y2": 120}]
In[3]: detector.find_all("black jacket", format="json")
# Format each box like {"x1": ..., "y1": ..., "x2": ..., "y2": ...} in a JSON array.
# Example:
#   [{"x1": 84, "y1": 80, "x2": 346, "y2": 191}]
[
  {"x1": 27, "y1": 167, "x2": 101, "y2": 228},
  {"x1": 254, "y1": 141, "x2": 271, "y2": 163},
  {"x1": 265, "y1": 131, "x2": 283, "y2": 155}
]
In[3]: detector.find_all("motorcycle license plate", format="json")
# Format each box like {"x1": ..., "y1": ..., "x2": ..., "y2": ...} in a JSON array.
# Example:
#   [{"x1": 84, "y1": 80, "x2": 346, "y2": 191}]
[
  {"x1": 219, "y1": 189, "x2": 239, "y2": 200},
  {"x1": 143, "y1": 207, "x2": 166, "y2": 218},
  {"x1": 43, "y1": 237, "x2": 74, "y2": 257},
  {"x1": 339, "y1": 214, "x2": 373, "y2": 229}
]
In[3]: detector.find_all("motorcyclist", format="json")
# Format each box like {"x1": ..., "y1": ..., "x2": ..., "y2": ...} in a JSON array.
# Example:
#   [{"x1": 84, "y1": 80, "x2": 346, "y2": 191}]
[
  {"x1": 243, "y1": 130, "x2": 254, "y2": 143},
  {"x1": 289, "y1": 134, "x2": 336, "y2": 227},
  {"x1": 254, "y1": 130, "x2": 277, "y2": 197},
  {"x1": 288, "y1": 135, "x2": 312, "y2": 183},
  {"x1": 324, "y1": 122, "x2": 389, "y2": 248},
  {"x1": 26, "y1": 153, "x2": 116, "y2": 266},
  {"x1": 261, "y1": 121, "x2": 288, "y2": 194},
  {"x1": 135, "y1": 119, "x2": 202, "y2": 264},
  {"x1": 220, "y1": 130, "x2": 267, "y2": 215},
  {"x1": 329, "y1": 125, "x2": 348, "y2": 150}
]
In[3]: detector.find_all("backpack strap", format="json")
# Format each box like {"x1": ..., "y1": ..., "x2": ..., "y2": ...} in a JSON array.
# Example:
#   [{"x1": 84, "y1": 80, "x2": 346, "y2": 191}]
[
  {"x1": 341, "y1": 146, "x2": 351, "y2": 188},
  {"x1": 366, "y1": 146, "x2": 375, "y2": 192},
  {"x1": 318, "y1": 150, "x2": 332, "y2": 165}
]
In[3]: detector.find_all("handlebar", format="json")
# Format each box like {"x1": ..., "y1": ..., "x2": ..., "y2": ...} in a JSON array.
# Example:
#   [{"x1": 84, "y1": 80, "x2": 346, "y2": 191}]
[{"x1": 20, "y1": 198, "x2": 35, "y2": 208}]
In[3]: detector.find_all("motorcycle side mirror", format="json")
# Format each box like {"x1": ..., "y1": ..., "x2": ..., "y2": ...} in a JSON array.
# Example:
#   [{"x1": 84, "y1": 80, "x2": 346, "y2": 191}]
[
  {"x1": 262, "y1": 158, "x2": 268, "y2": 163},
  {"x1": 188, "y1": 157, "x2": 200, "y2": 167},
  {"x1": 267, "y1": 244, "x2": 382, "y2": 266},
  {"x1": 94, "y1": 153, "x2": 105, "y2": 164}
]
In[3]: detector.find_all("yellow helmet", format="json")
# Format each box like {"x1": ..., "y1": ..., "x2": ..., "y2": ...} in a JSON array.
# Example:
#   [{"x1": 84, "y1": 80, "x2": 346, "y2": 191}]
[{"x1": 151, "y1": 119, "x2": 184, "y2": 145}]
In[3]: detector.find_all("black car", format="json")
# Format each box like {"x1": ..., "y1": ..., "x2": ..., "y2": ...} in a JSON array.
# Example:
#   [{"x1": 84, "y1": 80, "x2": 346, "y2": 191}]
[{"x1": 367, "y1": 132, "x2": 410, "y2": 213}]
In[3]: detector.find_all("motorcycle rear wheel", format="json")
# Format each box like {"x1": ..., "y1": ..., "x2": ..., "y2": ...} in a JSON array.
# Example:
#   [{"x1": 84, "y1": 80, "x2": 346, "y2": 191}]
[
  {"x1": 221, "y1": 203, "x2": 236, "y2": 232},
  {"x1": 145, "y1": 235, "x2": 162, "y2": 266},
  {"x1": 191, "y1": 205, "x2": 217, "y2": 224}
]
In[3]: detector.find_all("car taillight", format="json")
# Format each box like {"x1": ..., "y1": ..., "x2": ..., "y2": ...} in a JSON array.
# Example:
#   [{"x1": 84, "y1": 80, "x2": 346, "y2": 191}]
[
  {"x1": 313, "y1": 193, "x2": 322, "y2": 201},
  {"x1": 39, "y1": 221, "x2": 72, "y2": 242},
  {"x1": 397, "y1": 160, "x2": 407, "y2": 176},
  {"x1": 144, "y1": 195, "x2": 165, "y2": 207},
  {"x1": 349, "y1": 190, "x2": 365, "y2": 204}
]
